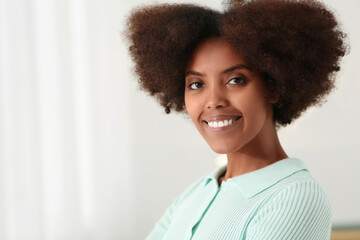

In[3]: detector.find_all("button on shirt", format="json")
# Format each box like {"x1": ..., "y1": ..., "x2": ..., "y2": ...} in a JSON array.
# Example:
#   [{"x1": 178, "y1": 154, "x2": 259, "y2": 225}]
[{"x1": 145, "y1": 158, "x2": 332, "y2": 240}]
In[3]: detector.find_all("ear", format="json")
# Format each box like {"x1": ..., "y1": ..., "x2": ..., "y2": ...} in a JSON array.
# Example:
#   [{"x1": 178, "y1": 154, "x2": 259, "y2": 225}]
[
  {"x1": 265, "y1": 91, "x2": 279, "y2": 104},
  {"x1": 269, "y1": 94, "x2": 279, "y2": 104}
]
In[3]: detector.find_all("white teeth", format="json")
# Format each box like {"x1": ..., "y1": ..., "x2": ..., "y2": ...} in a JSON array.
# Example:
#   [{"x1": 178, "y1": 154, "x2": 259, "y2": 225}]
[{"x1": 206, "y1": 118, "x2": 240, "y2": 129}]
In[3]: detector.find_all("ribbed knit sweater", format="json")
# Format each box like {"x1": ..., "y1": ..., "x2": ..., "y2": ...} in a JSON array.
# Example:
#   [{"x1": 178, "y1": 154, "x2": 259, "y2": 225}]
[{"x1": 145, "y1": 158, "x2": 332, "y2": 240}]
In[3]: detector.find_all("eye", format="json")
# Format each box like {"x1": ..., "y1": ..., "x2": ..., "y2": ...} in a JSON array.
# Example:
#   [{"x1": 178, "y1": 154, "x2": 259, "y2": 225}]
[
  {"x1": 188, "y1": 82, "x2": 204, "y2": 90},
  {"x1": 228, "y1": 77, "x2": 246, "y2": 85}
]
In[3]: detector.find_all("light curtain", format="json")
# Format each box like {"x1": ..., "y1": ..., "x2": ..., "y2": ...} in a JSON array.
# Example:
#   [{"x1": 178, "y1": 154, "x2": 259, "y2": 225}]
[{"x1": 0, "y1": 0, "x2": 134, "y2": 239}]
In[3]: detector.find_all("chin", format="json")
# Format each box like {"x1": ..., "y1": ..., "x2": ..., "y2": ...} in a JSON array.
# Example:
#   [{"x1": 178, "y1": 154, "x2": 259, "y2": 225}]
[{"x1": 208, "y1": 143, "x2": 238, "y2": 155}]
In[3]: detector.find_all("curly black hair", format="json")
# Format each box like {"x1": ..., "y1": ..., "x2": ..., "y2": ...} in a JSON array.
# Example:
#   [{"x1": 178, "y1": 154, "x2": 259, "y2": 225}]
[{"x1": 124, "y1": 0, "x2": 347, "y2": 127}]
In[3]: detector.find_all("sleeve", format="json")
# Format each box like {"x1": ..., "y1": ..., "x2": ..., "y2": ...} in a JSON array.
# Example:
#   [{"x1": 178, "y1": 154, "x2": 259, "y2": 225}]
[
  {"x1": 145, "y1": 175, "x2": 206, "y2": 240},
  {"x1": 245, "y1": 180, "x2": 332, "y2": 240}
]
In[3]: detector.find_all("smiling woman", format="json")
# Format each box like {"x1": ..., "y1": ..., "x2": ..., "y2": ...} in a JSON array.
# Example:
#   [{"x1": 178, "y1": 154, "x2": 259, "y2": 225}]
[
  {"x1": 124, "y1": 0, "x2": 347, "y2": 239},
  {"x1": 184, "y1": 37, "x2": 288, "y2": 181}
]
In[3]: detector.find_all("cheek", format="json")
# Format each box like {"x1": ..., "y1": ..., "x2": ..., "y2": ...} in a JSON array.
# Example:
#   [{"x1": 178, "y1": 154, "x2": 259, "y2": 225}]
[
  {"x1": 185, "y1": 94, "x2": 207, "y2": 134},
  {"x1": 184, "y1": 93, "x2": 191, "y2": 114},
  {"x1": 246, "y1": 95, "x2": 268, "y2": 128},
  {"x1": 184, "y1": 94, "x2": 199, "y2": 120},
  {"x1": 234, "y1": 90, "x2": 268, "y2": 126}
]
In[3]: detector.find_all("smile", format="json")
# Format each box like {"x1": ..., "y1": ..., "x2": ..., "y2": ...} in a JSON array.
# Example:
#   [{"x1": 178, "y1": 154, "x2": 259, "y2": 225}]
[{"x1": 204, "y1": 116, "x2": 242, "y2": 130}]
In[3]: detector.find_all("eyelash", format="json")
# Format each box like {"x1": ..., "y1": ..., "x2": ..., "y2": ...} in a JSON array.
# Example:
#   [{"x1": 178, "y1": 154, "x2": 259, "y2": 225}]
[
  {"x1": 187, "y1": 77, "x2": 247, "y2": 90},
  {"x1": 188, "y1": 82, "x2": 204, "y2": 90},
  {"x1": 228, "y1": 77, "x2": 246, "y2": 85}
]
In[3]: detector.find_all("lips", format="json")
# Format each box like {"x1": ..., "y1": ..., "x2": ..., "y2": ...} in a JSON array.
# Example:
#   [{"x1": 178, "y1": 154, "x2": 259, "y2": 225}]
[
  {"x1": 203, "y1": 115, "x2": 241, "y2": 122},
  {"x1": 202, "y1": 115, "x2": 242, "y2": 130}
]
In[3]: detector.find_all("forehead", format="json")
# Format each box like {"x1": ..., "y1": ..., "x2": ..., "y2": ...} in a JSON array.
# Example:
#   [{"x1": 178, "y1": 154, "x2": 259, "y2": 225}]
[{"x1": 186, "y1": 37, "x2": 251, "y2": 72}]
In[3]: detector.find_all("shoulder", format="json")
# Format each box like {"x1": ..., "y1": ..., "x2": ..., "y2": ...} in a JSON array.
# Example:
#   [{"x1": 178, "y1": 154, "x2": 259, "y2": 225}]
[
  {"x1": 275, "y1": 177, "x2": 332, "y2": 213},
  {"x1": 247, "y1": 176, "x2": 332, "y2": 239},
  {"x1": 273, "y1": 171, "x2": 332, "y2": 210},
  {"x1": 261, "y1": 173, "x2": 332, "y2": 218}
]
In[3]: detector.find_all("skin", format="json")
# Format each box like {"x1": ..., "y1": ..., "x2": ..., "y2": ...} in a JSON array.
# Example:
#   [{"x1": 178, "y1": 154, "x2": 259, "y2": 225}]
[{"x1": 184, "y1": 37, "x2": 288, "y2": 186}]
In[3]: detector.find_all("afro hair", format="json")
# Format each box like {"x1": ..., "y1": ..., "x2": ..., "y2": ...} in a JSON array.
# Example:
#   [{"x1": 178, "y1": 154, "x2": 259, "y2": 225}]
[{"x1": 124, "y1": 0, "x2": 347, "y2": 127}]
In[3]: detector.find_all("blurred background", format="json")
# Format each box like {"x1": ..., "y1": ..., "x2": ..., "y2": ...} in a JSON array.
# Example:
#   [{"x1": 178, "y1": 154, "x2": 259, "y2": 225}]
[{"x1": 0, "y1": 0, "x2": 359, "y2": 239}]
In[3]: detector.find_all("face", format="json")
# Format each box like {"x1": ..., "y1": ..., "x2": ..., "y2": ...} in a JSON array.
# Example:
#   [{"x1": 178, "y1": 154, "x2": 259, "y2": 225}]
[{"x1": 184, "y1": 37, "x2": 275, "y2": 154}]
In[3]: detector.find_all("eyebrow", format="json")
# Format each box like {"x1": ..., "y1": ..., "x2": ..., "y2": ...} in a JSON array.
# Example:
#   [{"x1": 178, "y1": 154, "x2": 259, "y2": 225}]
[{"x1": 185, "y1": 64, "x2": 253, "y2": 77}]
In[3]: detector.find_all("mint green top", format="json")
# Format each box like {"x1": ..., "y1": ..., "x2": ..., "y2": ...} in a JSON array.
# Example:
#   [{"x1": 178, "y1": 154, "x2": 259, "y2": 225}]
[{"x1": 145, "y1": 158, "x2": 332, "y2": 240}]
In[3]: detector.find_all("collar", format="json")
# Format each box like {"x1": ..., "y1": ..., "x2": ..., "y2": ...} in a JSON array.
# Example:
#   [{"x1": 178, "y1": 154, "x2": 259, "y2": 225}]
[{"x1": 202, "y1": 158, "x2": 309, "y2": 199}]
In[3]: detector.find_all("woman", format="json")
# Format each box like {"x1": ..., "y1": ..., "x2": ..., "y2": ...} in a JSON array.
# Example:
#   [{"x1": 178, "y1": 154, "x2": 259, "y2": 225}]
[{"x1": 125, "y1": 0, "x2": 347, "y2": 239}]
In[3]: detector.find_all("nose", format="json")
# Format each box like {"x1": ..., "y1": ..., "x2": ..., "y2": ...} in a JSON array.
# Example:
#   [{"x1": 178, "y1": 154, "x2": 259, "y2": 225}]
[{"x1": 205, "y1": 85, "x2": 228, "y2": 109}]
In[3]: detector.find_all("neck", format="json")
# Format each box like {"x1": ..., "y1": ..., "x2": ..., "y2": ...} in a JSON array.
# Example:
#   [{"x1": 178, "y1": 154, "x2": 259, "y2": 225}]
[{"x1": 222, "y1": 119, "x2": 288, "y2": 181}]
